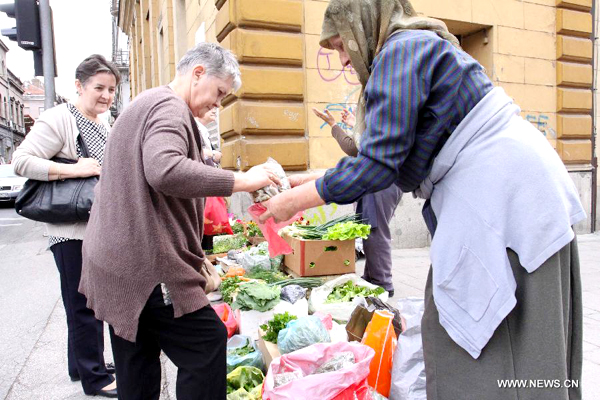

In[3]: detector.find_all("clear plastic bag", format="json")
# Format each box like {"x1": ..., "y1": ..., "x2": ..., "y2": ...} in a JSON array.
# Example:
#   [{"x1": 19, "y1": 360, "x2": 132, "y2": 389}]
[
  {"x1": 250, "y1": 158, "x2": 291, "y2": 203},
  {"x1": 277, "y1": 315, "x2": 331, "y2": 355},
  {"x1": 309, "y1": 274, "x2": 389, "y2": 322},
  {"x1": 238, "y1": 242, "x2": 284, "y2": 272},
  {"x1": 227, "y1": 335, "x2": 265, "y2": 373}
]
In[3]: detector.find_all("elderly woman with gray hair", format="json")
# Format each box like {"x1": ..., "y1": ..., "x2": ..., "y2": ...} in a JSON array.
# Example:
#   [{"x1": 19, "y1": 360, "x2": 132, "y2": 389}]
[{"x1": 79, "y1": 42, "x2": 279, "y2": 399}]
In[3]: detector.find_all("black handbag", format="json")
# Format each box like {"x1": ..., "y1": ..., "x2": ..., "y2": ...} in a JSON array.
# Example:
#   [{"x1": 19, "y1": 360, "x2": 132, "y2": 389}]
[{"x1": 15, "y1": 131, "x2": 99, "y2": 224}]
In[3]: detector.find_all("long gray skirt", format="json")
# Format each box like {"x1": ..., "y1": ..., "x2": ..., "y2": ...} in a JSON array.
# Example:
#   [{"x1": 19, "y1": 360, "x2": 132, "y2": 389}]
[{"x1": 422, "y1": 237, "x2": 582, "y2": 400}]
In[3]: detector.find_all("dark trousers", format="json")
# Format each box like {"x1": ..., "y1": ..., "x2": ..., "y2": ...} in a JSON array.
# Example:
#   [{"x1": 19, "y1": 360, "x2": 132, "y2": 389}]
[
  {"x1": 50, "y1": 240, "x2": 113, "y2": 394},
  {"x1": 201, "y1": 234, "x2": 214, "y2": 252},
  {"x1": 109, "y1": 286, "x2": 227, "y2": 400},
  {"x1": 362, "y1": 185, "x2": 403, "y2": 292}
]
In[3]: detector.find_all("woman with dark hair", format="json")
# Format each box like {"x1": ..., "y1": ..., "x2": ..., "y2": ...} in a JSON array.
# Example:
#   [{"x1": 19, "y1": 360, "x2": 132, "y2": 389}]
[
  {"x1": 12, "y1": 54, "x2": 119, "y2": 398},
  {"x1": 263, "y1": 1, "x2": 585, "y2": 399}
]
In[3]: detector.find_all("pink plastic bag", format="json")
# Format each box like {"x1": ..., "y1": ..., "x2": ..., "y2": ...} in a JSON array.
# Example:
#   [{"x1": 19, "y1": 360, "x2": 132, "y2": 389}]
[
  {"x1": 314, "y1": 312, "x2": 333, "y2": 330},
  {"x1": 212, "y1": 303, "x2": 238, "y2": 338},
  {"x1": 247, "y1": 203, "x2": 302, "y2": 257},
  {"x1": 263, "y1": 342, "x2": 375, "y2": 400}
]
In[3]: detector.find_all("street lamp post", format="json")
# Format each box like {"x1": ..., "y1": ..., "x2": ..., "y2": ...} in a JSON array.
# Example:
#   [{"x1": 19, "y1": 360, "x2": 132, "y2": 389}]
[{"x1": 39, "y1": 0, "x2": 54, "y2": 110}]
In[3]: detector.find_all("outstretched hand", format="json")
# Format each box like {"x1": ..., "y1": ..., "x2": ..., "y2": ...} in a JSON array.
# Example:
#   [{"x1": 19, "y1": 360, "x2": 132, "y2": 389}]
[
  {"x1": 341, "y1": 108, "x2": 355, "y2": 128},
  {"x1": 312, "y1": 107, "x2": 336, "y2": 127}
]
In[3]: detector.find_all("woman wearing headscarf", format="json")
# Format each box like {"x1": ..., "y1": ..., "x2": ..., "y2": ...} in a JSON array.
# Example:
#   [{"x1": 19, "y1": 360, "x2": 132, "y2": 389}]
[{"x1": 263, "y1": 1, "x2": 585, "y2": 399}]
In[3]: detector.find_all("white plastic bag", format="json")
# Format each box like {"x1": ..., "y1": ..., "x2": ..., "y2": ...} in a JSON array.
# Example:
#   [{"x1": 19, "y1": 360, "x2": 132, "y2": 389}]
[
  {"x1": 309, "y1": 274, "x2": 389, "y2": 322},
  {"x1": 330, "y1": 321, "x2": 349, "y2": 343},
  {"x1": 272, "y1": 298, "x2": 309, "y2": 319},
  {"x1": 238, "y1": 309, "x2": 275, "y2": 341},
  {"x1": 389, "y1": 297, "x2": 426, "y2": 400}
]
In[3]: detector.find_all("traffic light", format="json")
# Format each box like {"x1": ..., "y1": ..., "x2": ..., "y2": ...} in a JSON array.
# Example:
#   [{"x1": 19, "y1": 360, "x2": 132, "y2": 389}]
[{"x1": 0, "y1": 0, "x2": 42, "y2": 51}]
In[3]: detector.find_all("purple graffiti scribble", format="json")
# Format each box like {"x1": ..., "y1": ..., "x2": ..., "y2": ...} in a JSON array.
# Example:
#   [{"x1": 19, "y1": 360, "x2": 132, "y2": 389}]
[{"x1": 317, "y1": 47, "x2": 360, "y2": 86}]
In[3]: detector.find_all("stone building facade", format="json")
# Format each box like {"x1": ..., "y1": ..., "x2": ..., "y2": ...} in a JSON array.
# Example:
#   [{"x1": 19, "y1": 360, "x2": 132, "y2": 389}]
[
  {"x1": 115, "y1": 0, "x2": 598, "y2": 246},
  {"x1": 0, "y1": 39, "x2": 26, "y2": 164}
]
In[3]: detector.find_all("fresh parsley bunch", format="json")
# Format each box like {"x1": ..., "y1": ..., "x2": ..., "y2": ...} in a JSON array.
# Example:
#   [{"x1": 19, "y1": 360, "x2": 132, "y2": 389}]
[{"x1": 260, "y1": 312, "x2": 297, "y2": 343}]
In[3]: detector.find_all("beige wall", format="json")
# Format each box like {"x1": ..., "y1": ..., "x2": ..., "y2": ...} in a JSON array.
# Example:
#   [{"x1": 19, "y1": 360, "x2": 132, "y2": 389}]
[{"x1": 120, "y1": 0, "x2": 593, "y2": 169}]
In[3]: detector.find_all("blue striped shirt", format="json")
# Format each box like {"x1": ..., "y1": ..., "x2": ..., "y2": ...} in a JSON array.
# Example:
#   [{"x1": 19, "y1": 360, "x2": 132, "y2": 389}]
[{"x1": 316, "y1": 30, "x2": 493, "y2": 203}]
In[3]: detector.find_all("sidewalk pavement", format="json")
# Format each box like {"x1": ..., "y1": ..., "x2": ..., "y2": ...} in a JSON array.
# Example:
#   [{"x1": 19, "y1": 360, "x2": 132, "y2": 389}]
[{"x1": 6, "y1": 233, "x2": 600, "y2": 399}]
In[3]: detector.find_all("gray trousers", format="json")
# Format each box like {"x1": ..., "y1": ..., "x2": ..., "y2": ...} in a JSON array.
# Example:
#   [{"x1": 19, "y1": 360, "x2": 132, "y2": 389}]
[
  {"x1": 422, "y1": 237, "x2": 583, "y2": 400},
  {"x1": 361, "y1": 184, "x2": 403, "y2": 292}
]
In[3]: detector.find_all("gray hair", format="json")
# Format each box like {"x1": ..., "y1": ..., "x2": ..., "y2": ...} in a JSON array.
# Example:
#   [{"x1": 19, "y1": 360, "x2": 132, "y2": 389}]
[{"x1": 176, "y1": 42, "x2": 241, "y2": 91}]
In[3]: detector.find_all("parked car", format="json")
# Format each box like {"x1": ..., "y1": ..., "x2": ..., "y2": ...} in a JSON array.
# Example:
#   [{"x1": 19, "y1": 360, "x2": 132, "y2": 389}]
[{"x1": 0, "y1": 164, "x2": 27, "y2": 203}]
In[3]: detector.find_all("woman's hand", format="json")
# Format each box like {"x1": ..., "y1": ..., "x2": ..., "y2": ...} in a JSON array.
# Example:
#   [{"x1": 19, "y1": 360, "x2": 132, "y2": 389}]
[
  {"x1": 73, "y1": 158, "x2": 102, "y2": 177},
  {"x1": 260, "y1": 181, "x2": 326, "y2": 223},
  {"x1": 51, "y1": 158, "x2": 101, "y2": 180},
  {"x1": 261, "y1": 192, "x2": 299, "y2": 223},
  {"x1": 341, "y1": 108, "x2": 355, "y2": 128},
  {"x1": 212, "y1": 150, "x2": 222, "y2": 163},
  {"x1": 232, "y1": 164, "x2": 281, "y2": 193},
  {"x1": 312, "y1": 107, "x2": 336, "y2": 127}
]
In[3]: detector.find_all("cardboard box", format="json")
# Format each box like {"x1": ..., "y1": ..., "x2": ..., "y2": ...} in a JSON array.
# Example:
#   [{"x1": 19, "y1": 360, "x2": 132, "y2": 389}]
[
  {"x1": 257, "y1": 327, "x2": 281, "y2": 368},
  {"x1": 283, "y1": 235, "x2": 356, "y2": 277}
]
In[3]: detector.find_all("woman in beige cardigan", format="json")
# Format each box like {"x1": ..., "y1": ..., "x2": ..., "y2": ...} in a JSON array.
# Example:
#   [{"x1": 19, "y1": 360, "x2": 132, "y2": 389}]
[{"x1": 12, "y1": 55, "x2": 119, "y2": 398}]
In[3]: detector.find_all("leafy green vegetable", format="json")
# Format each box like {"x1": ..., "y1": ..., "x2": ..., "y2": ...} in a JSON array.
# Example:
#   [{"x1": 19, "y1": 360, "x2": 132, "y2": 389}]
[
  {"x1": 246, "y1": 269, "x2": 288, "y2": 283},
  {"x1": 227, "y1": 339, "x2": 255, "y2": 357},
  {"x1": 231, "y1": 282, "x2": 281, "y2": 312},
  {"x1": 212, "y1": 234, "x2": 249, "y2": 254},
  {"x1": 232, "y1": 221, "x2": 245, "y2": 235},
  {"x1": 325, "y1": 281, "x2": 386, "y2": 304},
  {"x1": 281, "y1": 214, "x2": 370, "y2": 241},
  {"x1": 323, "y1": 221, "x2": 371, "y2": 240},
  {"x1": 260, "y1": 312, "x2": 297, "y2": 343},
  {"x1": 226, "y1": 366, "x2": 264, "y2": 395},
  {"x1": 221, "y1": 276, "x2": 243, "y2": 305},
  {"x1": 246, "y1": 221, "x2": 263, "y2": 238},
  {"x1": 282, "y1": 214, "x2": 360, "y2": 240},
  {"x1": 269, "y1": 277, "x2": 324, "y2": 288}
]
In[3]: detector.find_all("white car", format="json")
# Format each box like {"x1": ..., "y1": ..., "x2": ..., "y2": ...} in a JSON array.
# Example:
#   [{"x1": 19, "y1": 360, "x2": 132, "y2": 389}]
[{"x1": 0, "y1": 164, "x2": 27, "y2": 203}]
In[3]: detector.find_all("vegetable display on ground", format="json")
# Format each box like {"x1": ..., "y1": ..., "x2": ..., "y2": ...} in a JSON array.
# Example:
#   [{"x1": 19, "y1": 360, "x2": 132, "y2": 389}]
[
  {"x1": 325, "y1": 281, "x2": 386, "y2": 304},
  {"x1": 260, "y1": 312, "x2": 298, "y2": 343}
]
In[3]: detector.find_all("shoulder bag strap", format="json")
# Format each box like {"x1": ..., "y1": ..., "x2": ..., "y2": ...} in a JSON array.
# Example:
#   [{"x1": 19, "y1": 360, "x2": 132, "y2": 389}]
[{"x1": 74, "y1": 118, "x2": 91, "y2": 159}]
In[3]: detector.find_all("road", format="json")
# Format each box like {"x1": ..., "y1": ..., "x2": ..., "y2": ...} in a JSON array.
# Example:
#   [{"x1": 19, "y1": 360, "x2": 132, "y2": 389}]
[{"x1": 0, "y1": 203, "x2": 179, "y2": 399}]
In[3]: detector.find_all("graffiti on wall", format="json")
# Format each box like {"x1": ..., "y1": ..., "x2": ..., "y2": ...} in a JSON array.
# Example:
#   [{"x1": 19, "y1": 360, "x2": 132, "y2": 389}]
[
  {"x1": 317, "y1": 86, "x2": 361, "y2": 130},
  {"x1": 525, "y1": 113, "x2": 557, "y2": 139},
  {"x1": 317, "y1": 47, "x2": 361, "y2": 86},
  {"x1": 315, "y1": 46, "x2": 361, "y2": 131},
  {"x1": 304, "y1": 203, "x2": 339, "y2": 225}
]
